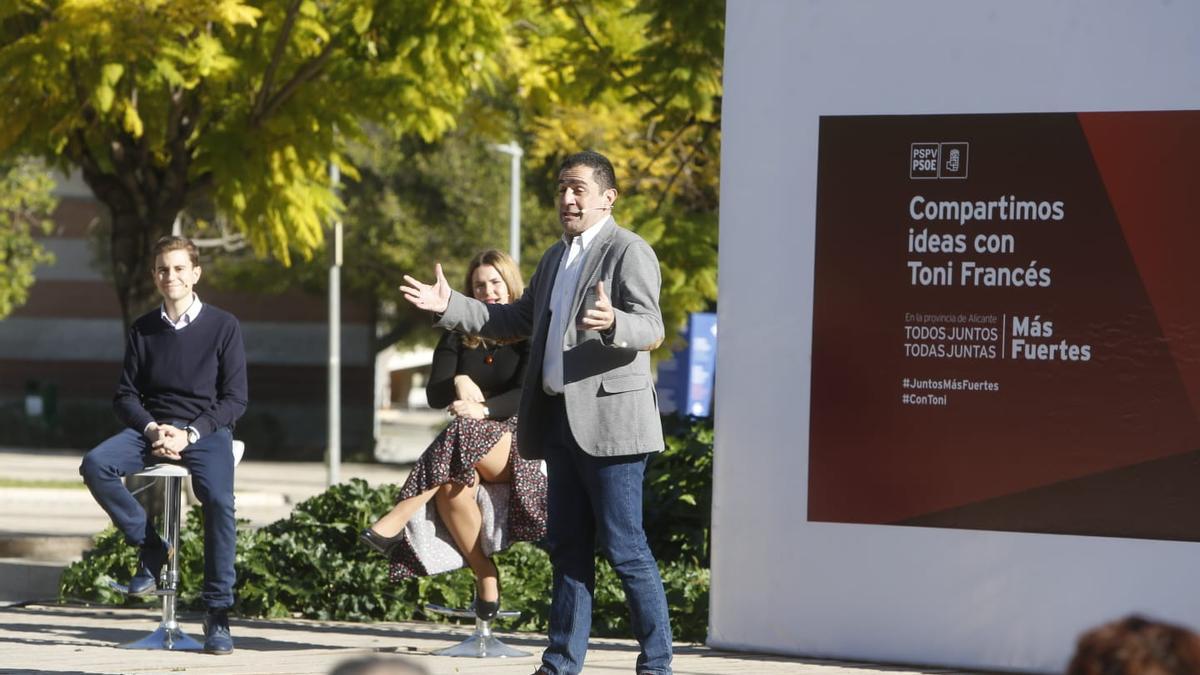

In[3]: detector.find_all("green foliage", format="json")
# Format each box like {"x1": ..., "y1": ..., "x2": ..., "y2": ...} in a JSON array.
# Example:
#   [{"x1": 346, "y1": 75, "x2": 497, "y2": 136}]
[
  {"x1": 513, "y1": 0, "x2": 723, "y2": 209},
  {"x1": 210, "y1": 0, "x2": 724, "y2": 353},
  {"x1": 60, "y1": 417, "x2": 715, "y2": 641},
  {"x1": 0, "y1": 0, "x2": 722, "y2": 341},
  {"x1": 58, "y1": 510, "x2": 261, "y2": 608},
  {"x1": 0, "y1": 156, "x2": 56, "y2": 318},
  {"x1": 0, "y1": 0, "x2": 513, "y2": 321},
  {"x1": 517, "y1": 0, "x2": 724, "y2": 348},
  {"x1": 206, "y1": 123, "x2": 538, "y2": 352},
  {"x1": 646, "y1": 415, "x2": 714, "y2": 565},
  {"x1": 507, "y1": 0, "x2": 724, "y2": 351},
  {"x1": 234, "y1": 478, "x2": 412, "y2": 620},
  {"x1": 58, "y1": 526, "x2": 137, "y2": 607}
]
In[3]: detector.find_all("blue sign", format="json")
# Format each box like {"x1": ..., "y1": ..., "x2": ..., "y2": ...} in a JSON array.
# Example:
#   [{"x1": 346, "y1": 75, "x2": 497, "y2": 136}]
[{"x1": 656, "y1": 312, "x2": 717, "y2": 417}]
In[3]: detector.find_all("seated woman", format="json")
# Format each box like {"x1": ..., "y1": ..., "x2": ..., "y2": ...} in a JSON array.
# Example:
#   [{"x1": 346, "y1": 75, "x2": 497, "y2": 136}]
[{"x1": 361, "y1": 249, "x2": 546, "y2": 620}]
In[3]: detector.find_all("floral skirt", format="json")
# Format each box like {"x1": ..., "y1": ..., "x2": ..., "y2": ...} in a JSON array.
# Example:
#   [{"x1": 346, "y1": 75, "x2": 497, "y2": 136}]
[{"x1": 388, "y1": 415, "x2": 547, "y2": 582}]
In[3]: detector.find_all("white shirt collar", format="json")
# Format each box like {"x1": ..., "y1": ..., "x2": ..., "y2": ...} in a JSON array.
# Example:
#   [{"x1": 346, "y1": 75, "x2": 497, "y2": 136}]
[
  {"x1": 562, "y1": 215, "x2": 611, "y2": 250},
  {"x1": 160, "y1": 294, "x2": 203, "y2": 330}
]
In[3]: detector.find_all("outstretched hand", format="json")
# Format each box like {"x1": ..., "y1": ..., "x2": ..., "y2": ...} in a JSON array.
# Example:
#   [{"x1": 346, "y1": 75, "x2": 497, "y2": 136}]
[
  {"x1": 580, "y1": 280, "x2": 615, "y2": 332},
  {"x1": 400, "y1": 264, "x2": 451, "y2": 314}
]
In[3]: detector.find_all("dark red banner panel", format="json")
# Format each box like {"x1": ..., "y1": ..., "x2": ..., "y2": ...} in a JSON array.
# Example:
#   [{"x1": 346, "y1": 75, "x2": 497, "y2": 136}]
[{"x1": 809, "y1": 112, "x2": 1200, "y2": 540}]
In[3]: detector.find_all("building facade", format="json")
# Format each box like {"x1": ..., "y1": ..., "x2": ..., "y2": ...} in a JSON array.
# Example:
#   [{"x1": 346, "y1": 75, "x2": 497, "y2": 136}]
[{"x1": 0, "y1": 176, "x2": 374, "y2": 459}]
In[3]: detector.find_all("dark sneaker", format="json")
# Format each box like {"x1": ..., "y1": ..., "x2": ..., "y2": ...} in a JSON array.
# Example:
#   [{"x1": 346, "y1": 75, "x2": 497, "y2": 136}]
[
  {"x1": 202, "y1": 608, "x2": 234, "y2": 655},
  {"x1": 128, "y1": 536, "x2": 170, "y2": 595}
]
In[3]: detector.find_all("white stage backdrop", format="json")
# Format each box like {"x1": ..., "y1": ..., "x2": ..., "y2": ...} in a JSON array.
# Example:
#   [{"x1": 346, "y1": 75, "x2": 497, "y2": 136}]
[{"x1": 711, "y1": 1, "x2": 1200, "y2": 672}]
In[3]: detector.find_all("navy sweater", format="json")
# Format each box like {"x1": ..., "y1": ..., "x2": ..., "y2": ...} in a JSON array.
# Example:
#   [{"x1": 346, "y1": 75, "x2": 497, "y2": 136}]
[{"x1": 113, "y1": 304, "x2": 248, "y2": 438}]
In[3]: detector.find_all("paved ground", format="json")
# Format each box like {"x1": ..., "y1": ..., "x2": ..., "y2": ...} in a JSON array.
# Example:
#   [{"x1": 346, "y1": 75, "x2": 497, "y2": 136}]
[
  {"x1": 0, "y1": 447, "x2": 415, "y2": 537},
  {"x1": 0, "y1": 603, "x2": 978, "y2": 675},
  {"x1": 0, "y1": 447, "x2": 988, "y2": 675}
]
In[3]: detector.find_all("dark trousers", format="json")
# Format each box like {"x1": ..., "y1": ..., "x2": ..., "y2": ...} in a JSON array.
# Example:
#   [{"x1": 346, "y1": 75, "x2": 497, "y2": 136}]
[
  {"x1": 540, "y1": 396, "x2": 673, "y2": 675},
  {"x1": 79, "y1": 427, "x2": 237, "y2": 609}
]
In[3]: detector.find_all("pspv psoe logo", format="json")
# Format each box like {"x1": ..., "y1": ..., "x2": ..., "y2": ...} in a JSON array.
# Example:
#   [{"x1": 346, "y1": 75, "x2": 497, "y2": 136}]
[{"x1": 910, "y1": 142, "x2": 969, "y2": 180}]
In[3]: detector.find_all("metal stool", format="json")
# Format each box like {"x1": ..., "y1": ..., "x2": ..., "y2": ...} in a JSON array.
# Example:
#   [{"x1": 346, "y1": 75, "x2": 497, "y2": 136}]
[
  {"x1": 109, "y1": 440, "x2": 245, "y2": 650},
  {"x1": 424, "y1": 601, "x2": 530, "y2": 658}
]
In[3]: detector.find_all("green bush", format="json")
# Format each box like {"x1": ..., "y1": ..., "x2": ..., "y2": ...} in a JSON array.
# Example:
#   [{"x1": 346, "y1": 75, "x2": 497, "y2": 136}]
[
  {"x1": 59, "y1": 416, "x2": 714, "y2": 641},
  {"x1": 57, "y1": 511, "x2": 260, "y2": 609},
  {"x1": 647, "y1": 416, "x2": 714, "y2": 565}
]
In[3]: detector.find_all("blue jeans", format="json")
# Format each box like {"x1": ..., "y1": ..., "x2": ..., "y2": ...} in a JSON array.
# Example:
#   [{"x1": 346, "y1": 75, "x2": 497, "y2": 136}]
[
  {"x1": 79, "y1": 427, "x2": 237, "y2": 609},
  {"x1": 540, "y1": 397, "x2": 673, "y2": 675}
]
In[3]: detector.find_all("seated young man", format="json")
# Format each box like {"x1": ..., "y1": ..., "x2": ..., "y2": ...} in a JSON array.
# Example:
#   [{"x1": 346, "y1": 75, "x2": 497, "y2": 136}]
[{"x1": 79, "y1": 236, "x2": 247, "y2": 655}]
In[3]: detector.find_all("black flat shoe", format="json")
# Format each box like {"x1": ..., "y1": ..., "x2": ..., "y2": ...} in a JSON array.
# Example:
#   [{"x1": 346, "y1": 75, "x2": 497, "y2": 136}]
[{"x1": 359, "y1": 527, "x2": 404, "y2": 557}]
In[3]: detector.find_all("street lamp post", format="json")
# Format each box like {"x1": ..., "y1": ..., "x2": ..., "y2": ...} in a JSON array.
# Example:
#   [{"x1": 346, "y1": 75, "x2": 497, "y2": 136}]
[
  {"x1": 327, "y1": 161, "x2": 342, "y2": 487},
  {"x1": 491, "y1": 141, "x2": 523, "y2": 264}
]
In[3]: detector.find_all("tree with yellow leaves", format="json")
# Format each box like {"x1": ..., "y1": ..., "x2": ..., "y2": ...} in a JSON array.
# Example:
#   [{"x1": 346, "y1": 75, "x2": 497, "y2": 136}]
[
  {"x1": 0, "y1": 157, "x2": 56, "y2": 318},
  {"x1": 511, "y1": 0, "x2": 724, "y2": 344},
  {"x1": 317, "y1": 0, "x2": 724, "y2": 351},
  {"x1": 0, "y1": 0, "x2": 510, "y2": 325}
]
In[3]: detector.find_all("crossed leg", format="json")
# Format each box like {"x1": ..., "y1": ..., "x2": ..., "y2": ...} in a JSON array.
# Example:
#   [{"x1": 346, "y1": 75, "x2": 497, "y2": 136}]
[{"x1": 366, "y1": 431, "x2": 513, "y2": 602}]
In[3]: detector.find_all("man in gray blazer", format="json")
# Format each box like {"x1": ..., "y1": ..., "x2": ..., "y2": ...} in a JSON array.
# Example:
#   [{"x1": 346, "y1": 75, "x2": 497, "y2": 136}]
[{"x1": 401, "y1": 150, "x2": 672, "y2": 675}]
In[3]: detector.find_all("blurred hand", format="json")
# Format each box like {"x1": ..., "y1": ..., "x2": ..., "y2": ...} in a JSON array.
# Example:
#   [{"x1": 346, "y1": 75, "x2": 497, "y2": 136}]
[
  {"x1": 448, "y1": 400, "x2": 487, "y2": 420},
  {"x1": 400, "y1": 264, "x2": 451, "y2": 314}
]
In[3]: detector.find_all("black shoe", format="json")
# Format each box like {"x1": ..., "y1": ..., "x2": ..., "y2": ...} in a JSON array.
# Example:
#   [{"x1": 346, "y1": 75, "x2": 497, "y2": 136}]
[
  {"x1": 473, "y1": 562, "x2": 501, "y2": 621},
  {"x1": 202, "y1": 608, "x2": 234, "y2": 655},
  {"x1": 474, "y1": 596, "x2": 500, "y2": 621},
  {"x1": 128, "y1": 536, "x2": 170, "y2": 595},
  {"x1": 359, "y1": 527, "x2": 404, "y2": 557}
]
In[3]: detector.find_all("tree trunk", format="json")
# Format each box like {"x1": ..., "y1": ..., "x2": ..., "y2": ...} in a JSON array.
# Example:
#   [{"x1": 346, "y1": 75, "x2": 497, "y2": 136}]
[{"x1": 109, "y1": 209, "x2": 165, "y2": 329}]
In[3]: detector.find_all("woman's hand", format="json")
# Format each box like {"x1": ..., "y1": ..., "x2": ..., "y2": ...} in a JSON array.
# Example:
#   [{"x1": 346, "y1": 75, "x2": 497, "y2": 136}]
[
  {"x1": 454, "y1": 375, "x2": 485, "y2": 403},
  {"x1": 448, "y1": 400, "x2": 488, "y2": 419}
]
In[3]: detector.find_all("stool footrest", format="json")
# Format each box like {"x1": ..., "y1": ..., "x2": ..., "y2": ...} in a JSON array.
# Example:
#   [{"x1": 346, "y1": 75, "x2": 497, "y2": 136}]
[
  {"x1": 424, "y1": 603, "x2": 521, "y2": 620},
  {"x1": 108, "y1": 581, "x2": 175, "y2": 598}
]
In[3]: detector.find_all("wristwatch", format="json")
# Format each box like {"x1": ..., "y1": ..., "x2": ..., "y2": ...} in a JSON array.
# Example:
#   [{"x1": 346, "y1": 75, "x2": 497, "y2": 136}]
[{"x1": 186, "y1": 426, "x2": 199, "y2": 444}]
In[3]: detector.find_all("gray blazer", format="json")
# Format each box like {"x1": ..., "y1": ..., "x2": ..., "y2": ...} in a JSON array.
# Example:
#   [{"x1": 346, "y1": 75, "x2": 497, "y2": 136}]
[{"x1": 437, "y1": 220, "x2": 665, "y2": 459}]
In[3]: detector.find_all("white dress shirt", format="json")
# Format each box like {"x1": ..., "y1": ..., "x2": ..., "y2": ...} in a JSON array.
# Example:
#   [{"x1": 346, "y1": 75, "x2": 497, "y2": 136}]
[
  {"x1": 542, "y1": 217, "x2": 610, "y2": 394},
  {"x1": 160, "y1": 293, "x2": 203, "y2": 330}
]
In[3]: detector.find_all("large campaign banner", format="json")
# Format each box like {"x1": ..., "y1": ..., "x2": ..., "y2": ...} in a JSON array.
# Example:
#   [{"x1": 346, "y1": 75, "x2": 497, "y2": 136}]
[{"x1": 809, "y1": 111, "x2": 1200, "y2": 541}]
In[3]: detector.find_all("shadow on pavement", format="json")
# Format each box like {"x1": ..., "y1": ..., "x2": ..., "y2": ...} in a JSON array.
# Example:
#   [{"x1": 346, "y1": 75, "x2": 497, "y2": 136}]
[
  {"x1": 7, "y1": 603, "x2": 722, "y2": 659},
  {"x1": 0, "y1": 662, "x2": 94, "y2": 667}
]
